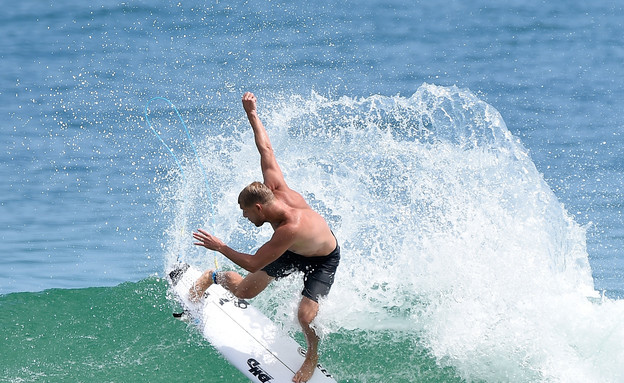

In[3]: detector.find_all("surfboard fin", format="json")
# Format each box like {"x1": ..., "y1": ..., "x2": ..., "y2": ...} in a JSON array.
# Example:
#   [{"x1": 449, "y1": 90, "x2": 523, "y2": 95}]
[{"x1": 173, "y1": 310, "x2": 190, "y2": 321}]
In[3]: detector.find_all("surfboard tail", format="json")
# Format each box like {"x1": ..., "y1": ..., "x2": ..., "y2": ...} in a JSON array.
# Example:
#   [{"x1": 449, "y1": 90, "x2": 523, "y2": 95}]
[{"x1": 168, "y1": 263, "x2": 190, "y2": 286}]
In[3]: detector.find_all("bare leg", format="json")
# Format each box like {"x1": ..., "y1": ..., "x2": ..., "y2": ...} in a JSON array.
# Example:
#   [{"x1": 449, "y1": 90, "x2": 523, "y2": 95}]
[
  {"x1": 189, "y1": 269, "x2": 274, "y2": 302},
  {"x1": 293, "y1": 296, "x2": 320, "y2": 383},
  {"x1": 188, "y1": 269, "x2": 217, "y2": 302}
]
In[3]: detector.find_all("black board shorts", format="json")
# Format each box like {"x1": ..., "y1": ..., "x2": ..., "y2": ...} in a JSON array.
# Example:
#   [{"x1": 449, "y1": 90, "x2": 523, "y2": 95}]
[{"x1": 262, "y1": 243, "x2": 340, "y2": 302}]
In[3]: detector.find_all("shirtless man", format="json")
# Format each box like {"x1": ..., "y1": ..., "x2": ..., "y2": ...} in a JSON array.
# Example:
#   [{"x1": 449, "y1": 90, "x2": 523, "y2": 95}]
[{"x1": 189, "y1": 92, "x2": 340, "y2": 383}]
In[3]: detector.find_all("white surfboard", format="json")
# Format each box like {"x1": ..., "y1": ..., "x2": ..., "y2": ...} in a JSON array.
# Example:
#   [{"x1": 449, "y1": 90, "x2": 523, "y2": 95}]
[{"x1": 167, "y1": 263, "x2": 337, "y2": 383}]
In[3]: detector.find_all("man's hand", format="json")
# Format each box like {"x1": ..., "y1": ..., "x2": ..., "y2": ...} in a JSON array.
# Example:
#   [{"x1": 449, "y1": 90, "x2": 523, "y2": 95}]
[
  {"x1": 242, "y1": 92, "x2": 257, "y2": 115},
  {"x1": 193, "y1": 228, "x2": 226, "y2": 252}
]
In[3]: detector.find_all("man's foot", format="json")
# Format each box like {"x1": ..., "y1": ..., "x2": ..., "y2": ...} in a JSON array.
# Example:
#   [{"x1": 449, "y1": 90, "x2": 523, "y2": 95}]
[
  {"x1": 292, "y1": 353, "x2": 318, "y2": 383},
  {"x1": 188, "y1": 270, "x2": 214, "y2": 302}
]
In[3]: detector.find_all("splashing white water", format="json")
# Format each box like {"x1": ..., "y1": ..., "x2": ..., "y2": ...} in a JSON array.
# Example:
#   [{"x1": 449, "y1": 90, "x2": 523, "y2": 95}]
[{"x1": 162, "y1": 84, "x2": 624, "y2": 382}]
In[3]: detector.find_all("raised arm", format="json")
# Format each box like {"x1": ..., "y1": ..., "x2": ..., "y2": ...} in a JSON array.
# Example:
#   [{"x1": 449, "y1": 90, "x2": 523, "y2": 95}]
[{"x1": 242, "y1": 92, "x2": 288, "y2": 191}]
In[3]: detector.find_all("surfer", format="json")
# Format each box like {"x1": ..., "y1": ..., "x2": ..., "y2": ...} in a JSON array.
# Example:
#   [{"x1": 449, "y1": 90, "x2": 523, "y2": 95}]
[{"x1": 190, "y1": 92, "x2": 340, "y2": 383}]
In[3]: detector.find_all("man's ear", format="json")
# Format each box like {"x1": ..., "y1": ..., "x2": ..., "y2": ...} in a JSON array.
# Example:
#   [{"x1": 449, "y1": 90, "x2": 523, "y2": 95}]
[{"x1": 254, "y1": 203, "x2": 263, "y2": 212}]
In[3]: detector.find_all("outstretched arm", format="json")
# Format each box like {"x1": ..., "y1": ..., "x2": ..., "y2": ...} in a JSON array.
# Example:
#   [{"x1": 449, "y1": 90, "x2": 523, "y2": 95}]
[
  {"x1": 242, "y1": 92, "x2": 288, "y2": 191},
  {"x1": 193, "y1": 227, "x2": 295, "y2": 273}
]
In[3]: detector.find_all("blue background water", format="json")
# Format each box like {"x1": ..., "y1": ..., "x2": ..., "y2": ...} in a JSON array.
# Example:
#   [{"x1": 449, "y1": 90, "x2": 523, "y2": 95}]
[
  {"x1": 2, "y1": 1, "x2": 624, "y2": 382},
  {"x1": 2, "y1": 0, "x2": 622, "y2": 296}
]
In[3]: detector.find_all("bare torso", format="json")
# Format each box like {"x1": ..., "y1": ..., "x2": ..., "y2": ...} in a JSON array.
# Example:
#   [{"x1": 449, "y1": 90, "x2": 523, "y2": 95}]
[{"x1": 271, "y1": 188, "x2": 336, "y2": 257}]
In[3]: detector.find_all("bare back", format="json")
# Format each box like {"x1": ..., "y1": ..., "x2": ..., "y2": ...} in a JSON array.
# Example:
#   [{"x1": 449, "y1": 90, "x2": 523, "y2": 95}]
[{"x1": 271, "y1": 188, "x2": 336, "y2": 257}]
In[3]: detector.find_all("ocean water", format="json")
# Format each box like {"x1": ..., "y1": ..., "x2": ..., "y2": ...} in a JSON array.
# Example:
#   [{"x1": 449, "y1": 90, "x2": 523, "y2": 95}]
[{"x1": 2, "y1": 0, "x2": 624, "y2": 382}]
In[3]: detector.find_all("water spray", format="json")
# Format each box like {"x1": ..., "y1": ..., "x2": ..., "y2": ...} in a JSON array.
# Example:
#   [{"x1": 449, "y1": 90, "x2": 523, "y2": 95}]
[{"x1": 144, "y1": 97, "x2": 219, "y2": 270}]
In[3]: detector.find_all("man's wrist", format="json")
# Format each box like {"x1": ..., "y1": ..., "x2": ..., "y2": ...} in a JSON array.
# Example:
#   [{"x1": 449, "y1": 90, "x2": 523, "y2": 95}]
[{"x1": 217, "y1": 244, "x2": 230, "y2": 255}]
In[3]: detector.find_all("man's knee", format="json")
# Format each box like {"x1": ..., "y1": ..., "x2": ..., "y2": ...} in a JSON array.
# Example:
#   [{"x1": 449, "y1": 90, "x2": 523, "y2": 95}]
[
  {"x1": 228, "y1": 271, "x2": 272, "y2": 299},
  {"x1": 298, "y1": 297, "x2": 319, "y2": 326},
  {"x1": 231, "y1": 285, "x2": 261, "y2": 299}
]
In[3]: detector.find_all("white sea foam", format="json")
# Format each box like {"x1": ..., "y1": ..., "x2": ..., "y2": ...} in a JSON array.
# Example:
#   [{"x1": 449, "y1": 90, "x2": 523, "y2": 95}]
[{"x1": 163, "y1": 84, "x2": 624, "y2": 382}]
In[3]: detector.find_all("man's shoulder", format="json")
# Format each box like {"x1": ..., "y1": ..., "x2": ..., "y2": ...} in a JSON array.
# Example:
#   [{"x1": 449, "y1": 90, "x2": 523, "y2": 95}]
[
  {"x1": 274, "y1": 188, "x2": 310, "y2": 210},
  {"x1": 274, "y1": 209, "x2": 315, "y2": 239}
]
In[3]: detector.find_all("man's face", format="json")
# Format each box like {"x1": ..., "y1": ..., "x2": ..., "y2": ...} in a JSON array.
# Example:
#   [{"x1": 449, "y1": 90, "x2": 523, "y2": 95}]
[{"x1": 240, "y1": 203, "x2": 264, "y2": 227}]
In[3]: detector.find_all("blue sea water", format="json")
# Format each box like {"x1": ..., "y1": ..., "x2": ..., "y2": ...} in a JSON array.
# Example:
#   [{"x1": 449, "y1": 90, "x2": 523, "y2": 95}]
[{"x1": 2, "y1": 0, "x2": 624, "y2": 382}]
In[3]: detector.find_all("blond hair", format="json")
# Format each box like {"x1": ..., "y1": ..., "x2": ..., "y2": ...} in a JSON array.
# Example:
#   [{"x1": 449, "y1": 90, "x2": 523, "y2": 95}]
[{"x1": 238, "y1": 182, "x2": 275, "y2": 207}]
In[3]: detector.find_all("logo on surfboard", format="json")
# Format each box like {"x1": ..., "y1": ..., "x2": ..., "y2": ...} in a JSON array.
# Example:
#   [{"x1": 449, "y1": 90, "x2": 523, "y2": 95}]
[
  {"x1": 247, "y1": 358, "x2": 273, "y2": 382},
  {"x1": 297, "y1": 347, "x2": 333, "y2": 378},
  {"x1": 220, "y1": 291, "x2": 249, "y2": 309}
]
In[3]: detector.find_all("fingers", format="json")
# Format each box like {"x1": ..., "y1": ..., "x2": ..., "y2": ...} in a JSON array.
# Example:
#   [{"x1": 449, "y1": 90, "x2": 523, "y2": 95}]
[
  {"x1": 192, "y1": 229, "x2": 208, "y2": 247},
  {"x1": 193, "y1": 229, "x2": 221, "y2": 250}
]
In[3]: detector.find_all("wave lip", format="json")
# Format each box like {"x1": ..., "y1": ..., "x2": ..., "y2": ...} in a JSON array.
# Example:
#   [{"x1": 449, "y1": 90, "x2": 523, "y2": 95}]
[{"x1": 162, "y1": 84, "x2": 622, "y2": 382}]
